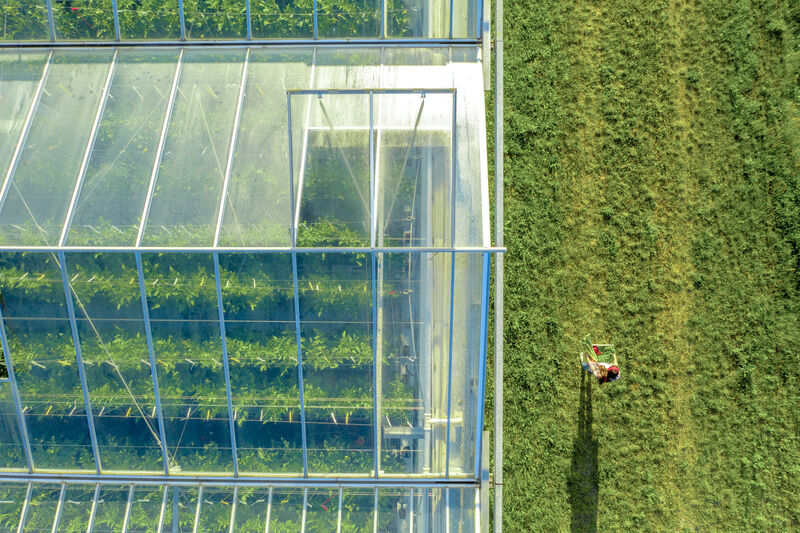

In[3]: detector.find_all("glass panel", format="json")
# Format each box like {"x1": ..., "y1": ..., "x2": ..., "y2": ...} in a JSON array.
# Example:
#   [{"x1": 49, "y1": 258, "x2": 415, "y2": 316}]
[
  {"x1": 0, "y1": 483, "x2": 28, "y2": 532},
  {"x1": 127, "y1": 485, "x2": 165, "y2": 533},
  {"x1": 66, "y1": 50, "x2": 179, "y2": 247},
  {"x1": 22, "y1": 484, "x2": 61, "y2": 533},
  {"x1": 64, "y1": 252, "x2": 163, "y2": 473},
  {"x1": 231, "y1": 487, "x2": 269, "y2": 532},
  {"x1": 448, "y1": 252, "x2": 481, "y2": 478},
  {"x1": 377, "y1": 488, "x2": 410, "y2": 533},
  {"x1": 195, "y1": 487, "x2": 234, "y2": 533},
  {"x1": 0, "y1": 50, "x2": 113, "y2": 246},
  {"x1": 0, "y1": 52, "x2": 47, "y2": 178},
  {"x1": 267, "y1": 488, "x2": 302, "y2": 533},
  {"x1": 53, "y1": 0, "x2": 115, "y2": 40},
  {"x1": 340, "y1": 489, "x2": 373, "y2": 532},
  {"x1": 376, "y1": 93, "x2": 453, "y2": 248},
  {"x1": 0, "y1": 1, "x2": 49, "y2": 40},
  {"x1": 290, "y1": 93, "x2": 371, "y2": 247},
  {"x1": 446, "y1": 487, "x2": 475, "y2": 533},
  {"x1": 297, "y1": 252, "x2": 374, "y2": 475},
  {"x1": 92, "y1": 485, "x2": 130, "y2": 533},
  {"x1": 118, "y1": 0, "x2": 180, "y2": 40},
  {"x1": 0, "y1": 381, "x2": 26, "y2": 470},
  {"x1": 218, "y1": 49, "x2": 312, "y2": 248},
  {"x1": 184, "y1": 0, "x2": 246, "y2": 39},
  {"x1": 249, "y1": 0, "x2": 312, "y2": 39},
  {"x1": 142, "y1": 253, "x2": 233, "y2": 475},
  {"x1": 386, "y1": 0, "x2": 449, "y2": 38},
  {"x1": 219, "y1": 253, "x2": 302, "y2": 474},
  {"x1": 451, "y1": 0, "x2": 477, "y2": 38},
  {"x1": 141, "y1": 49, "x2": 245, "y2": 247},
  {"x1": 378, "y1": 252, "x2": 448, "y2": 476},
  {"x1": 160, "y1": 486, "x2": 198, "y2": 533},
  {"x1": 0, "y1": 252, "x2": 95, "y2": 471},
  {"x1": 304, "y1": 488, "x2": 339, "y2": 531},
  {"x1": 316, "y1": 0, "x2": 380, "y2": 38},
  {"x1": 54, "y1": 483, "x2": 95, "y2": 533}
]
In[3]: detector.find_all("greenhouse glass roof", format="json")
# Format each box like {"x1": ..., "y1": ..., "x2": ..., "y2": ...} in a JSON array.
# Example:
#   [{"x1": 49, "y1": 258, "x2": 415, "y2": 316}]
[{"x1": 0, "y1": 6, "x2": 495, "y2": 530}]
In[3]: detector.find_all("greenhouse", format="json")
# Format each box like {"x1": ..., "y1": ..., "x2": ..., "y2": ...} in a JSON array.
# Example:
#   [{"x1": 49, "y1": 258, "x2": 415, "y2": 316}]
[{"x1": 0, "y1": 1, "x2": 502, "y2": 532}]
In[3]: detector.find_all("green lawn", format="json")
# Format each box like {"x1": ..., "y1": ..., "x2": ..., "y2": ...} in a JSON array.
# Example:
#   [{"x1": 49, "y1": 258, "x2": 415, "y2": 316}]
[{"x1": 490, "y1": 0, "x2": 799, "y2": 530}]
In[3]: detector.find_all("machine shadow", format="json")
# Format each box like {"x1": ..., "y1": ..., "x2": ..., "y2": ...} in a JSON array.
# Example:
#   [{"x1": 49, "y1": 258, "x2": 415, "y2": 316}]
[{"x1": 568, "y1": 371, "x2": 599, "y2": 532}]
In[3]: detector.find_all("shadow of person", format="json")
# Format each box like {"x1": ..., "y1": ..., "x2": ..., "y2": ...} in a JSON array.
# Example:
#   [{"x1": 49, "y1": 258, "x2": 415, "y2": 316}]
[{"x1": 568, "y1": 371, "x2": 599, "y2": 532}]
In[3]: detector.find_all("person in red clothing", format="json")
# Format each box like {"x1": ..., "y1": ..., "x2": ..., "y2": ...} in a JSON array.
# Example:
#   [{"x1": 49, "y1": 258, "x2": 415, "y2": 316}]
[{"x1": 580, "y1": 344, "x2": 620, "y2": 384}]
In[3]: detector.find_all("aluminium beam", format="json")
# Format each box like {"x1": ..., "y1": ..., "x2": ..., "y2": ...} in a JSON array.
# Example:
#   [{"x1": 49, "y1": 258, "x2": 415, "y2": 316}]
[
  {"x1": 14, "y1": 483, "x2": 32, "y2": 533},
  {"x1": 112, "y1": 0, "x2": 121, "y2": 41},
  {"x1": 45, "y1": 0, "x2": 55, "y2": 41},
  {"x1": 0, "y1": 39, "x2": 481, "y2": 49},
  {"x1": 157, "y1": 484, "x2": 169, "y2": 533},
  {"x1": 0, "y1": 50, "x2": 53, "y2": 217},
  {"x1": 336, "y1": 487, "x2": 342, "y2": 533},
  {"x1": 245, "y1": 0, "x2": 252, "y2": 40},
  {"x1": 58, "y1": 251, "x2": 103, "y2": 474},
  {"x1": 264, "y1": 486, "x2": 273, "y2": 533},
  {"x1": 0, "y1": 303, "x2": 34, "y2": 472},
  {"x1": 59, "y1": 49, "x2": 119, "y2": 247},
  {"x1": 179, "y1": 0, "x2": 186, "y2": 40},
  {"x1": 0, "y1": 245, "x2": 506, "y2": 253},
  {"x1": 86, "y1": 483, "x2": 101, "y2": 532},
  {"x1": 369, "y1": 91, "x2": 380, "y2": 479},
  {"x1": 213, "y1": 252, "x2": 240, "y2": 476},
  {"x1": 228, "y1": 486, "x2": 238, "y2": 533},
  {"x1": 192, "y1": 485, "x2": 203, "y2": 533},
  {"x1": 136, "y1": 49, "x2": 184, "y2": 248},
  {"x1": 50, "y1": 482, "x2": 66, "y2": 533},
  {"x1": 121, "y1": 484, "x2": 134, "y2": 533},
  {"x1": 0, "y1": 473, "x2": 481, "y2": 489},
  {"x1": 135, "y1": 252, "x2": 171, "y2": 475},
  {"x1": 301, "y1": 487, "x2": 308, "y2": 533},
  {"x1": 444, "y1": 89, "x2": 457, "y2": 478},
  {"x1": 474, "y1": 252, "x2": 490, "y2": 475},
  {"x1": 494, "y1": 0, "x2": 504, "y2": 526},
  {"x1": 214, "y1": 48, "x2": 250, "y2": 247}
]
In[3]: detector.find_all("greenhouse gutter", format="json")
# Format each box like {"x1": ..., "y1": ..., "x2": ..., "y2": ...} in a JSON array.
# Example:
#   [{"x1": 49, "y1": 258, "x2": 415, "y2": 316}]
[
  {"x1": 494, "y1": 0, "x2": 504, "y2": 529},
  {"x1": 0, "y1": 246, "x2": 507, "y2": 253},
  {"x1": 0, "y1": 473, "x2": 479, "y2": 489},
  {"x1": 0, "y1": 39, "x2": 481, "y2": 50}
]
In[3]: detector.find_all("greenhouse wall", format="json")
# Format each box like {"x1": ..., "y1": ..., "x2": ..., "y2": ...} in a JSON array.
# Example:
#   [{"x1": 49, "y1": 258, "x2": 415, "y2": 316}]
[{"x1": 0, "y1": 3, "x2": 495, "y2": 530}]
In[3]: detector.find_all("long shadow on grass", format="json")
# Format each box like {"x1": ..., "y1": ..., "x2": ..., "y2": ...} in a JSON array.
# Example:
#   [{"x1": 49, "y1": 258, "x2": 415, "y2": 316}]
[{"x1": 568, "y1": 371, "x2": 598, "y2": 532}]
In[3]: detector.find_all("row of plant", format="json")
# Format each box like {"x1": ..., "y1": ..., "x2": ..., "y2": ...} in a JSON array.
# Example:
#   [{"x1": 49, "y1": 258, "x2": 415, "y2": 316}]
[
  {"x1": 0, "y1": 483, "x2": 426, "y2": 532},
  {"x1": 1, "y1": 0, "x2": 419, "y2": 41}
]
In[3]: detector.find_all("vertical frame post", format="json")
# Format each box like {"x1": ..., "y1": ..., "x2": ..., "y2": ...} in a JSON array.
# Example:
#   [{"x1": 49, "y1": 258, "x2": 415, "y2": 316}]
[
  {"x1": 135, "y1": 252, "x2": 171, "y2": 475},
  {"x1": 121, "y1": 484, "x2": 135, "y2": 533},
  {"x1": 45, "y1": 0, "x2": 55, "y2": 41},
  {"x1": 380, "y1": 0, "x2": 386, "y2": 38},
  {"x1": 372, "y1": 488, "x2": 378, "y2": 533},
  {"x1": 369, "y1": 91, "x2": 381, "y2": 479},
  {"x1": 112, "y1": 0, "x2": 121, "y2": 40},
  {"x1": 15, "y1": 483, "x2": 32, "y2": 533},
  {"x1": 60, "y1": 50, "x2": 119, "y2": 247},
  {"x1": 312, "y1": 0, "x2": 318, "y2": 39},
  {"x1": 474, "y1": 252, "x2": 490, "y2": 475},
  {"x1": 50, "y1": 483, "x2": 66, "y2": 533},
  {"x1": 58, "y1": 251, "x2": 102, "y2": 474},
  {"x1": 494, "y1": 0, "x2": 504, "y2": 525},
  {"x1": 245, "y1": 0, "x2": 252, "y2": 40},
  {"x1": 287, "y1": 93, "x2": 309, "y2": 478},
  {"x1": 87, "y1": 483, "x2": 101, "y2": 532},
  {"x1": 137, "y1": 49, "x2": 183, "y2": 248},
  {"x1": 213, "y1": 253, "x2": 239, "y2": 476},
  {"x1": 336, "y1": 488, "x2": 342, "y2": 533},
  {"x1": 179, "y1": 0, "x2": 186, "y2": 40},
  {"x1": 214, "y1": 49, "x2": 250, "y2": 247},
  {"x1": 448, "y1": 0, "x2": 453, "y2": 39},
  {"x1": 301, "y1": 488, "x2": 308, "y2": 533},
  {"x1": 0, "y1": 305, "x2": 34, "y2": 472},
  {"x1": 0, "y1": 50, "x2": 53, "y2": 216},
  {"x1": 192, "y1": 485, "x2": 203, "y2": 533},
  {"x1": 157, "y1": 484, "x2": 168, "y2": 532},
  {"x1": 264, "y1": 486, "x2": 273, "y2": 533},
  {"x1": 444, "y1": 90, "x2": 457, "y2": 478},
  {"x1": 228, "y1": 486, "x2": 238, "y2": 533}
]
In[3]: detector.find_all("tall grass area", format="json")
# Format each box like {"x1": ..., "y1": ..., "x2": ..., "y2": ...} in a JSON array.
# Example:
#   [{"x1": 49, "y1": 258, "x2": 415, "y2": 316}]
[{"x1": 490, "y1": 0, "x2": 799, "y2": 530}]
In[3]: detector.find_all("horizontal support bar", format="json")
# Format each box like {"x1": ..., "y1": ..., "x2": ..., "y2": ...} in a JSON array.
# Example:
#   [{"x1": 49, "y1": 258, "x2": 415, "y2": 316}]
[
  {"x1": 288, "y1": 88, "x2": 456, "y2": 95},
  {"x1": 0, "y1": 246, "x2": 506, "y2": 253},
  {"x1": 0, "y1": 40, "x2": 481, "y2": 50},
  {"x1": 0, "y1": 473, "x2": 480, "y2": 489}
]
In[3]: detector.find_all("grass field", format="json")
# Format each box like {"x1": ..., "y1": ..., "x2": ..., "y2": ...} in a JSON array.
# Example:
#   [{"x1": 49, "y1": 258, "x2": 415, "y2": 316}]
[{"x1": 488, "y1": 0, "x2": 799, "y2": 530}]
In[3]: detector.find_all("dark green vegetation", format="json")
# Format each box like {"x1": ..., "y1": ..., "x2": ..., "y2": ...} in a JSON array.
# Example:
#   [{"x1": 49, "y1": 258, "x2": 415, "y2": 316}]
[{"x1": 492, "y1": 0, "x2": 799, "y2": 530}]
